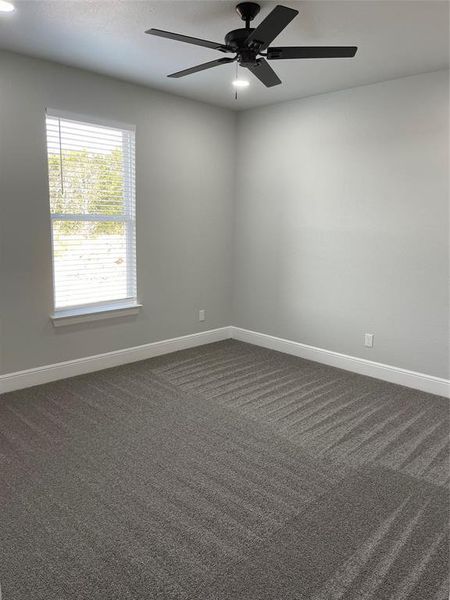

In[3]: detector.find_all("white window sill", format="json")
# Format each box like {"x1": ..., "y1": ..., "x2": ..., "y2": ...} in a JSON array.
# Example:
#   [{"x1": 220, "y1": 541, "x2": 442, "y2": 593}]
[{"x1": 50, "y1": 302, "x2": 142, "y2": 327}]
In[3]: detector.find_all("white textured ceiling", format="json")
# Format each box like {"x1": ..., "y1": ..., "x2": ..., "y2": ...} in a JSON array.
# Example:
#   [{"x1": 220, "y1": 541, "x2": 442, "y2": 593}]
[{"x1": 0, "y1": 1, "x2": 448, "y2": 110}]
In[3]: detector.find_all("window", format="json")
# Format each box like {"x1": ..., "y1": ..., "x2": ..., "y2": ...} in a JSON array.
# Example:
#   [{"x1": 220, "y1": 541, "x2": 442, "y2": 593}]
[{"x1": 45, "y1": 110, "x2": 137, "y2": 321}]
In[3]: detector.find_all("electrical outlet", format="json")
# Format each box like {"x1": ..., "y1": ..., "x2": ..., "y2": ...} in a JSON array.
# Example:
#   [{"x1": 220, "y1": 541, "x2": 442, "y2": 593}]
[
  {"x1": 198, "y1": 309, "x2": 206, "y2": 322},
  {"x1": 364, "y1": 333, "x2": 374, "y2": 348}
]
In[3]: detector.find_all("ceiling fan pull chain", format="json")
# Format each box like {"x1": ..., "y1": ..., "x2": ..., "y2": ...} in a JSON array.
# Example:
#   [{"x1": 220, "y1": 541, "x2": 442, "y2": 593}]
[{"x1": 235, "y1": 62, "x2": 238, "y2": 100}]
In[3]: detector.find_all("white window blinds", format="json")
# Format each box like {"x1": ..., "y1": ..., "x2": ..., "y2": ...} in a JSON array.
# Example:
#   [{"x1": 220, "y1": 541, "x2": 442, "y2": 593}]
[{"x1": 45, "y1": 110, "x2": 137, "y2": 311}]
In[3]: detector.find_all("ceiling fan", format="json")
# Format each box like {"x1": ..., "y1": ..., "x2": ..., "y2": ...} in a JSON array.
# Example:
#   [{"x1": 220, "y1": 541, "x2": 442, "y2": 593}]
[{"x1": 145, "y1": 2, "x2": 357, "y2": 88}]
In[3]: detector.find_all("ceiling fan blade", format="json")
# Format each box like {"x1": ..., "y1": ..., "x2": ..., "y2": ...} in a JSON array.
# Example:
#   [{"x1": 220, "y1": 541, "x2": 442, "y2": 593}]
[
  {"x1": 146, "y1": 28, "x2": 230, "y2": 53},
  {"x1": 247, "y1": 58, "x2": 281, "y2": 87},
  {"x1": 267, "y1": 46, "x2": 358, "y2": 59},
  {"x1": 245, "y1": 5, "x2": 299, "y2": 52},
  {"x1": 167, "y1": 57, "x2": 236, "y2": 78}
]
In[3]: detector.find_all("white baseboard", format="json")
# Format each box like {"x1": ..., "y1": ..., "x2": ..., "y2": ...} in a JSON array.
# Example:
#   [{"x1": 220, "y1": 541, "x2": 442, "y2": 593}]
[
  {"x1": 230, "y1": 327, "x2": 449, "y2": 398},
  {"x1": 0, "y1": 327, "x2": 232, "y2": 394},
  {"x1": 2, "y1": 325, "x2": 448, "y2": 398}
]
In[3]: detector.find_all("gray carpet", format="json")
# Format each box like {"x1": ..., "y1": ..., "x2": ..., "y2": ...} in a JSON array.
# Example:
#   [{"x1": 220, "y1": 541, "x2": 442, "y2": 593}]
[{"x1": 0, "y1": 339, "x2": 448, "y2": 599}]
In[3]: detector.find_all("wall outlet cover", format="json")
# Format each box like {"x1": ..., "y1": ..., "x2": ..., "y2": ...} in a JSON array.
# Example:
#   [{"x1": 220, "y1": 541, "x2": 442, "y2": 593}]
[{"x1": 365, "y1": 333, "x2": 374, "y2": 348}]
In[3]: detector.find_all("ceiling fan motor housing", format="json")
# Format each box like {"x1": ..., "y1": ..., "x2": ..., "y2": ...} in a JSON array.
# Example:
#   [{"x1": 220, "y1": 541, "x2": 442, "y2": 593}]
[{"x1": 225, "y1": 28, "x2": 259, "y2": 66}]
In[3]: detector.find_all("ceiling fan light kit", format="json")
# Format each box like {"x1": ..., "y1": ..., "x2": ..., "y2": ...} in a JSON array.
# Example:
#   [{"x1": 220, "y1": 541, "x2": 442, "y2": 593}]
[
  {"x1": 146, "y1": 3, "x2": 357, "y2": 88},
  {"x1": 232, "y1": 79, "x2": 250, "y2": 88}
]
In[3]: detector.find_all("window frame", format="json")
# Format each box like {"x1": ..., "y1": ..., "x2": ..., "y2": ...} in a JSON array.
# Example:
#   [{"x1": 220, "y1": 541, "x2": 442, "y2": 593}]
[{"x1": 45, "y1": 108, "x2": 139, "y2": 325}]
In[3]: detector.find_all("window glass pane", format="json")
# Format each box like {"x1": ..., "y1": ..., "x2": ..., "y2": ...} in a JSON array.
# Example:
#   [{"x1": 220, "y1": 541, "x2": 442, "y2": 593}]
[
  {"x1": 46, "y1": 118, "x2": 128, "y2": 216},
  {"x1": 52, "y1": 220, "x2": 130, "y2": 308}
]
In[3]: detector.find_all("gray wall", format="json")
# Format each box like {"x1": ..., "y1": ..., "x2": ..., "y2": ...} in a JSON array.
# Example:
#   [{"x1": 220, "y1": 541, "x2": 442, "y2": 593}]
[
  {"x1": 1, "y1": 53, "x2": 448, "y2": 380},
  {"x1": 233, "y1": 71, "x2": 449, "y2": 378},
  {"x1": 0, "y1": 51, "x2": 236, "y2": 374}
]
